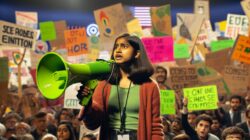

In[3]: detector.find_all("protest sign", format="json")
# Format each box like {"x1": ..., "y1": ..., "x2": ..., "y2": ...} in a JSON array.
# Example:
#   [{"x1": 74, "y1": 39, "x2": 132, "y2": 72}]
[
  {"x1": 197, "y1": 20, "x2": 214, "y2": 44},
  {"x1": 223, "y1": 65, "x2": 249, "y2": 95},
  {"x1": 142, "y1": 36, "x2": 174, "y2": 63},
  {"x1": 0, "y1": 20, "x2": 38, "y2": 50},
  {"x1": 39, "y1": 21, "x2": 57, "y2": 41},
  {"x1": 94, "y1": 3, "x2": 127, "y2": 52},
  {"x1": 170, "y1": 66, "x2": 199, "y2": 95},
  {"x1": 193, "y1": 43, "x2": 209, "y2": 61},
  {"x1": 183, "y1": 85, "x2": 218, "y2": 111},
  {"x1": 160, "y1": 90, "x2": 176, "y2": 115},
  {"x1": 49, "y1": 20, "x2": 67, "y2": 51},
  {"x1": 64, "y1": 83, "x2": 82, "y2": 109},
  {"x1": 194, "y1": 0, "x2": 210, "y2": 19},
  {"x1": 150, "y1": 4, "x2": 172, "y2": 36},
  {"x1": 174, "y1": 44, "x2": 190, "y2": 59},
  {"x1": 0, "y1": 57, "x2": 9, "y2": 83},
  {"x1": 205, "y1": 48, "x2": 231, "y2": 73},
  {"x1": 126, "y1": 18, "x2": 143, "y2": 37},
  {"x1": 225, "y1": 14, "x2": 249, "y2": 39},
  {"x1": 210, "y1": 39, "x2": 234, "y2": 52},
  {"x1": 65, "y1": 28, "x2": 88, "y2": 56},
  {"x1": 15, "y1": 11, "x2": 38, "y2": 29},
  {"x1": 241, "y1": 0, "x2": 250, "y2": 19},
  {"x1": 231, "y1": 35, "x2": 250, "y2": 64}
]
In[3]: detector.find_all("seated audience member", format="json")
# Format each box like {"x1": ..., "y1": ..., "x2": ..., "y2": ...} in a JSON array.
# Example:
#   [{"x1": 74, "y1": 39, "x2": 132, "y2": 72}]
[
  {"x1": 222, "y1": 126, "x2": 245, "y2": 140},
  {"x1": 237, "y1": 108, "x2": 250, "y2": 139},
  {"x1": 181, "y1": 98, "x2": 220, "y2": 140}
]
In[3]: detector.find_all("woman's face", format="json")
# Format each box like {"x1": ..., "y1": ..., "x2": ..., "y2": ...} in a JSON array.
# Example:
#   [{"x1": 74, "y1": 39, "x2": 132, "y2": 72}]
[
  {"x1": 113, "y1": 38, "x2": 136, "y2": 64},
  {"x1": 57, "y1": 124, "x2": 70, "y2": 140}
]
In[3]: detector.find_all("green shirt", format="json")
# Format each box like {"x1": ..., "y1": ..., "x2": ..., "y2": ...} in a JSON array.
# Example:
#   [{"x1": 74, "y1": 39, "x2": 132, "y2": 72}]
[{"x1": 108, "y1": 84, "x2": 140, "y2": 131}]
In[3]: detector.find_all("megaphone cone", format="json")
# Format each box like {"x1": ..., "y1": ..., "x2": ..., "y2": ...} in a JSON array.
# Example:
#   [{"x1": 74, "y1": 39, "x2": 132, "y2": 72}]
[{"x1": 36, "y1": 52, "x2": 113, "y2": 105}]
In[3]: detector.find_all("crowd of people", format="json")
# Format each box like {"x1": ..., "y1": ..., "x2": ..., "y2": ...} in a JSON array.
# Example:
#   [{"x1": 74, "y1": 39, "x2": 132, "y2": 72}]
[{"x1": 0, "y1": 33, "x2": 250, "y2": 140}]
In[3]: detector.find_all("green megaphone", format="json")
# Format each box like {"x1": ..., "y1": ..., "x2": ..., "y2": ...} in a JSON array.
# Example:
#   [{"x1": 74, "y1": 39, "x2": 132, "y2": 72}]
[{"x1": 36, "y1": 52, "x2": 113, "y2": 106}]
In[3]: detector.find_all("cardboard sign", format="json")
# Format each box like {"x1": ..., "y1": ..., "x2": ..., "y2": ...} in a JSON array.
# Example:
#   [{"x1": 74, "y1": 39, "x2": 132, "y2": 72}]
[
  {"x1": 142, "y1": 36, "x2": 174, "y2": 63},
  {"x1": 0, "y1": 57, "x2": 9, "y2": 83},
  {"x1": 0, "y1": 20, "x2": 38, "y2": 50},
  {"x1": 126, "y1": 18, "x2": 143, "y2": 37},
  {"x1": 215, "y1": 20, "x2": 227, "y2": 37},
  {"x1": 231, "y1": 35, "x2": 250, "y2": 64},
  {"x1": 195, "y1": 63, "x2": 230, "y2": 95},
  {"x1": 94, "y1": 3, "x2": 127, "y2": 52},
  {"x1": 193, "y1": 43, "x2": 209, "y2": 61},
  {"x1": 64, "y1": 83, "x2": 82, "y2": 109},
  {"x1": 194, "y1": 0, "x2": 210, "y2": 19},
  {"x1": 223, "y1": 65, "x2": 249, "y2": 95},
  {"x1": 65, "y1": 28, "x2": 88, "y2": 56},
  {"x1": 160, "y1": 90, "x2": 176, "y2": 115},
  {"x1": 241, "y1": 0, "x2": 250, "y2": 19},
  {"x1": 170, "y1": 66, "x2": 199, "y2": 95},
  {"x1": 225, "y1": 14, "x2": 249, "y2": 39},
  {"x1": 49, "y1": 20, "x2": 67, "y2": 51},
  {"x1": 175, "y1": 13, "x2": 205, "y2": 52},
  {"x1": 197, "y1": 20, "x2": 215, "y2": 44},
  {"x1": 210, "y1": 39, "x2": 235, "y2": 52},
  {"x1": 183, "y1": 85, "x2": 218, "y2": 111},
  {"x1": 150, "y1": 4, "x2": 172, "y2": 36},
  {"x1": 39, "y1": 21, "x2": 57, "y2": 41},
  {"x1": 205, "y1": 48, "x2": 231, "y2": 73},
  {"x1": 15, "y1": 11, "x2": 38, "y2": 29},
  {"x1": 174, "y1": 44, "x2": 190, "y2": 59}
]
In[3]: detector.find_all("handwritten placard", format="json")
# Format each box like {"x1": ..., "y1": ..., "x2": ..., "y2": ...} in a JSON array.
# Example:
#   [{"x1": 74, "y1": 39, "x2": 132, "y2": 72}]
[
  {"x1": 241, "y1": 0, "x2": 250, "y2": 19},
  {"x1": 223, "y1": 65, "x2": 249, "y2": 95},
  {"x1": 0, "y1": 20, "x2": 38, "y2": 50},
  {"x1": 15, "y1": 11, "x2": 38, "y2": 29},
  {"x1": 170, "y1": 66, "x2": 199, "y2": 94},
  {"x1": 64, "y1": 83, "x2": 82, "y2": 109},
  {"x1": 194, "y1": 0, "x2": 210, "y2": 19},
  {"x1": 225, "y1": 14, "x2": 249, "y2": 39},
  {"x1": 49, "y1": 20, "x2": 67, "y2": 50},
  {"x1": 39, "y1": 21, "x2": 56, "y2": 41},
  {"x1": 210, "y1": 39, "x2": 234, "y2": 52},
  {"x1": 64, "y1": 28, "x2": 88, "y2": 56},
  {"x1": 231, "y1": 35, "x2": 250, "y2": 64},
  {"x1": 183, "y1": 85, "x2": 218, "y2": 111},
  {"x1": 160, "y1": 90, "x2": 176, "y2": 115},
  {"x1": 142, "y1": 36, "x2": 174, "y2": 63},
  {"x1": 174, "y1": 44, "x2": 190, "y2": 59}
]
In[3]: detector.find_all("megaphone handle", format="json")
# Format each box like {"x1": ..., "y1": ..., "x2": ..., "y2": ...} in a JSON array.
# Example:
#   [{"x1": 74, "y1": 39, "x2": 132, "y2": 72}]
[{"x1": 76, "y1": 84, "x2": 94, "y2": 106}]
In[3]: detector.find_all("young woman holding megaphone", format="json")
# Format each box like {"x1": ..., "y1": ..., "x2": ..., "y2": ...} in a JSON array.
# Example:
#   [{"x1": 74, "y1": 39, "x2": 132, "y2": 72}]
[{"x1": 77, "y1": 33, "x2": 164, "y2": 140}]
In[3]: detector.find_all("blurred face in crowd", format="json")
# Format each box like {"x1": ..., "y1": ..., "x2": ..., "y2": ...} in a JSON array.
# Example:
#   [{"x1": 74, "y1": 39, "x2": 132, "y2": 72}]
[
  {"x1": 5, "y1": 117, "x2": 18, "y2": 129},
  {"x1": 15, "y1": 122, "x2": 30, "y2": 136},
  {"x1": 57, "y1": 124, "x2": 70, "y2": 140},
  {"x1": 225, "y1": 134, "x2": 242, "y2": 140},
  {"x1": 230, "y1": 98, "x2": 241, "y2": 111},
  {"x1": 188, "y1": 113, "x2": 197, "y2": 128},
  {"x1": 195, "y1": 120, "x2": 210, "y2": 139},
  {"x1": 35, "y1": 117, "x2": 47, "y2": 132},
  {"x1": 171, "y1": 120, "x2": 182, "y2": 132},
  {"x1": 155, "y1": 67, "x2": 167, "y2": 84},
  {"x1": 60, "y1": 110, "x2": 72, "y2": 122},
  {"x1": 211, "y1": 119, "x2": 220, "y2": 131}
]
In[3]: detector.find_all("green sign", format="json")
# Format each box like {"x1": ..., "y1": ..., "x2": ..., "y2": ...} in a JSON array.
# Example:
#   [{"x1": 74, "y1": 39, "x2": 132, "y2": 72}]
[
  {"x1": 174, "y1": 44, "x2": 190, "y2": 59},
  {"x1": 210, "y1": 40, "x2": 234, "y2": 52},
  {"x1": 160, "y1": 90, "x2": 176, "y2": 115},
  {"x1": 183, "y1": 85, "x2": 218, "y2": 111},
  {"x1": 39, "y1": 21, "x2": 56, "y2": 41}
]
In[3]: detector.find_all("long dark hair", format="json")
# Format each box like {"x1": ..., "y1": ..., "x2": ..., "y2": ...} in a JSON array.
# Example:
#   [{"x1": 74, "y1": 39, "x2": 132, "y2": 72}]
[
  {"x1": 57, "y1": 121, "x2": 76, "y2": 140},
  {"x1": 109, "y1": 33, "x2": 154, "y2": 84}
]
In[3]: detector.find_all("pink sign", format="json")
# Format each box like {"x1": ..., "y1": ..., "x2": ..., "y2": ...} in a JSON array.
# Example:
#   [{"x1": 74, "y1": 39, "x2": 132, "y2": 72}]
[{"x1": 142, "y1": 36, "x2": 174, "y2": 63}]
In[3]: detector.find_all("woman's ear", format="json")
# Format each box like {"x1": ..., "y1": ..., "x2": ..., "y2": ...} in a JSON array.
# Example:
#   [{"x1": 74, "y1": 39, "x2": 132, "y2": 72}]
[{"x1": 135, "y1": 51, "x2": 140, "y2": 58}]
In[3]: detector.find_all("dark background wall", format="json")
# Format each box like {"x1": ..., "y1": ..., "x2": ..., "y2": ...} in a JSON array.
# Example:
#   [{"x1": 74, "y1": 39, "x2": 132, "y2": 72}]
[{"x1": 0, "y1": 0, "x2": 244, "y2": 28}]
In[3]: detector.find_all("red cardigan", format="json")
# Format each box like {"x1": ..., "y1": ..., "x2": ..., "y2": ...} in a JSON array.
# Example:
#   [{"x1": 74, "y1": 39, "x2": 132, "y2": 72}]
[{"x1": 81, "y1": 80, "x2": 164, "y2": 140}]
